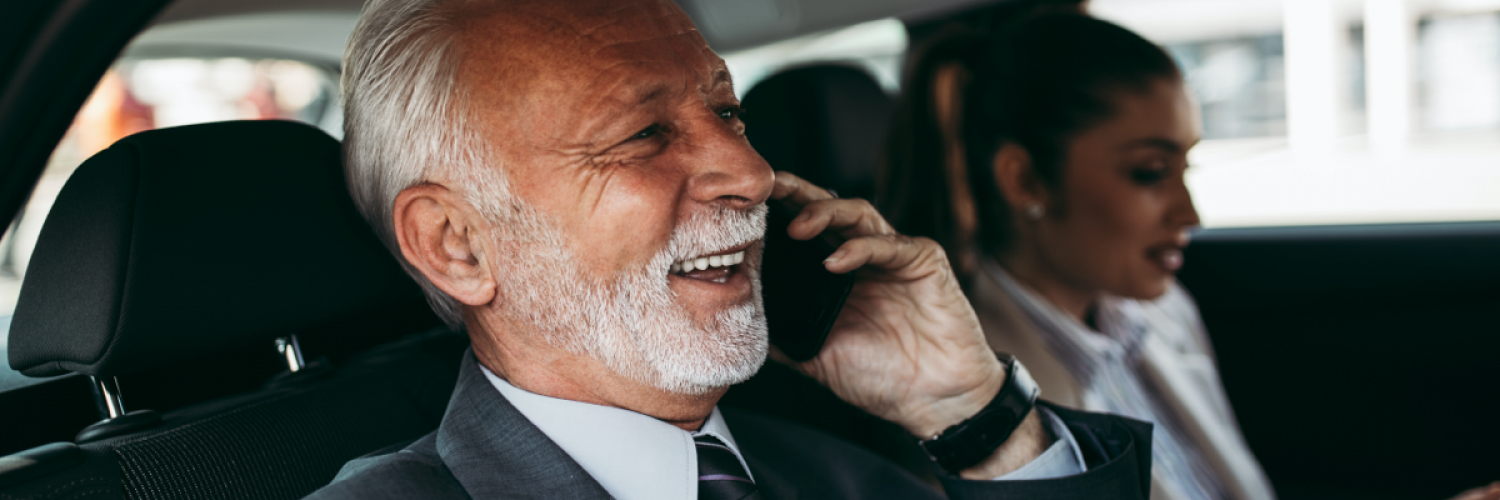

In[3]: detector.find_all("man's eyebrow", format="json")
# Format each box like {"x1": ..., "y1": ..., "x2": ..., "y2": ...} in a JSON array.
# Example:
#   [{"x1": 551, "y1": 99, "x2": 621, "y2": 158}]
[
  {"x1": 631, "y1": 69, "x2": 731, "y2": 106},
  {"x1": 701, "y1": 67, "x2": 733, "y2": 95}
]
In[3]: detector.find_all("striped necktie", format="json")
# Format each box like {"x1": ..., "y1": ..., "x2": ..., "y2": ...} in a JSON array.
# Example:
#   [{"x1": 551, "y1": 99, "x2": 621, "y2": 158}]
[{"x1": 694, "y1": 435, "x2": 762, "y2": 500}]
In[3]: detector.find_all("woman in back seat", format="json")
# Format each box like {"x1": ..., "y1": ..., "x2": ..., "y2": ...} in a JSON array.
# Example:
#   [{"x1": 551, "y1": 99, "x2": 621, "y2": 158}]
[{"x1": 879, "y1": 13, "x2": 1275, "y2": 500}]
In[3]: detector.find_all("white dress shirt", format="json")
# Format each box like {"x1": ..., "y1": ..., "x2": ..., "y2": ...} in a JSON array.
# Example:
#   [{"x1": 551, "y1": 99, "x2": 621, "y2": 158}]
[
  {"x1": 482, "y1": 366, "x2": 749, "y2": 500},
  {"x1": 482, "y1": 364, "x2": 1086, "y2": 500}
]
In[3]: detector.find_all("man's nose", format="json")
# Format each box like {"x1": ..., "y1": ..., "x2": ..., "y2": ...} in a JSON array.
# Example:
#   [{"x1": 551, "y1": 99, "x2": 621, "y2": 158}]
[{"x1": 684, "y1": 121, "x2": 775, "y2": 210}]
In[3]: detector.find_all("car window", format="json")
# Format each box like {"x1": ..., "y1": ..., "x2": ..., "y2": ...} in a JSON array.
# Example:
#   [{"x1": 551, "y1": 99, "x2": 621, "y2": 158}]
[
  {"x1": 0, "y1": 57, "x2": 338, "y2": 355},
  {"x1": 1093, "y1": 0, "x2": 1500, "y2": 228},
  {"x1": 721, "y1": 18, "x2": 908, "y2": 97}
]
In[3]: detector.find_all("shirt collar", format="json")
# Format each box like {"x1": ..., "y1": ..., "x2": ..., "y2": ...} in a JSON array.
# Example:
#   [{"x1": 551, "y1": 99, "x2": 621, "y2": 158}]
[
  {"x1": 982, "y1": 259, "x2": 1146, "y2": 352},
  {"x1": 480, "y1": 365, "x2": 750, "y2": 500}
]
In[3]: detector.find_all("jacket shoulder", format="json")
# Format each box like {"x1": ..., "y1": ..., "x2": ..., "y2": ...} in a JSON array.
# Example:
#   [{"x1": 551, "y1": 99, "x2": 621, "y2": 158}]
[{"x1": 302, "y1": 433, "x2": 470, "y2": 500}]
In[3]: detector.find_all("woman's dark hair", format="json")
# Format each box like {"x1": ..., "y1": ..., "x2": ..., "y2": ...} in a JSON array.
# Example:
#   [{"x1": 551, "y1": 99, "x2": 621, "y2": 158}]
[{"x1": 879, "y1": 13, "x2": 1181, "y2": 277}]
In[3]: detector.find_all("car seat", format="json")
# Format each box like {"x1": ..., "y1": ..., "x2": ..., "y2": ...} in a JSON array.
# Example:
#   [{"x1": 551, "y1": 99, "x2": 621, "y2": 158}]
[
  {"x1": 0, "y1": 120, "x2": 464, "y2": 500},
  {"x1": 740, "y1": 64, "x2": 894, "y2": 202}
]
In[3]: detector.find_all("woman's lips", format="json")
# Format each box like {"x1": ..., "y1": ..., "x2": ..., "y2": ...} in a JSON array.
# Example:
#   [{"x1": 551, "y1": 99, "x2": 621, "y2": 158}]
[{"x1": 1149, "y1": 246, "x2": 1185, "y2": 272}]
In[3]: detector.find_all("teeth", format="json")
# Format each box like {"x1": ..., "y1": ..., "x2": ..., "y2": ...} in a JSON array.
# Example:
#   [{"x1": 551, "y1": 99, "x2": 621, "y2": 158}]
[
  {"x1": 672, "y1": 250, "x2": 747, "y2": 275},
  {"x1": 1159, "y1": 249, "x2": 1184, "y2": 271}
]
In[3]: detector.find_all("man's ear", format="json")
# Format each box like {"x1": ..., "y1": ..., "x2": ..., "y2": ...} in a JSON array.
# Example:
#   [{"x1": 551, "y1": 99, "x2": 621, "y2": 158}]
[
  {"x1": 391, "y1": 184, "x2": 497, "y2": 307},
  {"x1": 991, "y1": 143, "x2": 1051, "y2": 214}
]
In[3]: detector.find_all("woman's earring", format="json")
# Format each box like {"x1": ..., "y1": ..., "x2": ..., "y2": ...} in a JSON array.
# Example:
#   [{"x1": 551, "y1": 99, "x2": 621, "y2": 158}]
[{"x1": 1026, "y1": 203, "x2": 1045, "y2": 221}]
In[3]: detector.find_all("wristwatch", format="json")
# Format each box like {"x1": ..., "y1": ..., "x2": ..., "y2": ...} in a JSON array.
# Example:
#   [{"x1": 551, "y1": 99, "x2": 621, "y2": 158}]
[{"x1": 917, "y1": 352, "x2": 1041, "y2": 474}]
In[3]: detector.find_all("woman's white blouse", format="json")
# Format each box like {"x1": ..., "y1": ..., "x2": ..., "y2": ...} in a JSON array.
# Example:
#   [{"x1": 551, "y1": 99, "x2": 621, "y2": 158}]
[{"x1": 974, "y1": 260, "x2": 1276, "y2": 500}]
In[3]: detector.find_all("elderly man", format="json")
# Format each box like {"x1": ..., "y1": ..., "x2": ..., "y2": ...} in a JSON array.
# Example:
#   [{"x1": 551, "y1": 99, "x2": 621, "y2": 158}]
[{"x1": 306, "y1": 0, "x2": 1152, "y2": 498}]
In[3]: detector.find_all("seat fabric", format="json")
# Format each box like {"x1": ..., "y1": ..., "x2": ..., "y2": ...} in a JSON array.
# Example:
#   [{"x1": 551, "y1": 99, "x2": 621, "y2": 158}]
[{"x1": 0, "y1": 330, "x2": 468, "y2": 500}]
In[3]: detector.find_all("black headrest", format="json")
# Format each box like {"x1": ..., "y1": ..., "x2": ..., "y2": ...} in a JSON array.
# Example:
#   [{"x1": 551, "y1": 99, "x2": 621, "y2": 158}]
[
  {"x1": 742, "y1": 64, "x2": 894, "y2": 201},
  {"x1": 8, "y1": 120, "x2": 439, "y2": 378}
]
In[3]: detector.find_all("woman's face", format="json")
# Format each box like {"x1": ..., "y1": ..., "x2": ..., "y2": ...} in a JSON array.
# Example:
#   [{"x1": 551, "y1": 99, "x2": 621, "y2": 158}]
[{"x1": 1028, "y1": 78, "x2": 1201, "y2": 300}]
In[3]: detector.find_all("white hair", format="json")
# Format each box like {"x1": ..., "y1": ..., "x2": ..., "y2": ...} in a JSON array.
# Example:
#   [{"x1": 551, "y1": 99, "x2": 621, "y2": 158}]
[{"x1": 343, "y1": 0, "x2": 492, "y2": 329}]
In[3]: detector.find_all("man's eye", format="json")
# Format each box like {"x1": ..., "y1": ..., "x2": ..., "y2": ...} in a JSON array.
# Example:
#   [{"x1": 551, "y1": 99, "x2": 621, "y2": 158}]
[
  {"x1": 717, "y1": 106, "x2": 742, "y2": 120},
  {"x1": 633, "y1": 125, "x2": 659, "y2": 140}
]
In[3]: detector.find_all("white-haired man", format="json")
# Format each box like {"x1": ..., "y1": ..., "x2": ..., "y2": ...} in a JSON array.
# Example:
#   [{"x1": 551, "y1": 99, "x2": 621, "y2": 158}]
[{"x1": 305, "y1": 0, "x2": 1154, "y2": 498}]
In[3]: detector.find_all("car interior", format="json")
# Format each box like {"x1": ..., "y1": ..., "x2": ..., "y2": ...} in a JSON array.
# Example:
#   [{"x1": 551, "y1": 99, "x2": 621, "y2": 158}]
[{"x1": 1, "y1": 0, "x2": 1496, "y2": 499}]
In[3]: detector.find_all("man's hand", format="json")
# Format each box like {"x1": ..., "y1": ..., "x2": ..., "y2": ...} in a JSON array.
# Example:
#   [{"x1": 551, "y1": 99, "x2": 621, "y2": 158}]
[
  {"x1": 1450, "y1": 483, "x2": 1500, "y2": 500},
  {"x1": 769, "y1": 172, "x2": 1050, "y2": 477}
]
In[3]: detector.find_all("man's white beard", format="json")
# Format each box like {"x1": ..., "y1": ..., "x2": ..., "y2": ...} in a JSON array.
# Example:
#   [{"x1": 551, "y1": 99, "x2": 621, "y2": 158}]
[{"x1": 477, "y1": 195, "x2": 769, "y2": 395}]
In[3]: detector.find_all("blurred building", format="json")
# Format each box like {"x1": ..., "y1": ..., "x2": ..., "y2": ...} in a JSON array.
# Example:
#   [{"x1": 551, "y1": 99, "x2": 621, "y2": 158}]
[{"x1": 1094, "y1": 0, "x2": 1500, "y2": 227}]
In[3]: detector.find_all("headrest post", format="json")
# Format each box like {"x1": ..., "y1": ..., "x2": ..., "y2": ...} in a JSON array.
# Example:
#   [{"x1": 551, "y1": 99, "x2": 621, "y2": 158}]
[
  {"x1": 90, "y1": 376, "x2": 126, "y2": 419},
  {"x1": 275, "y1": 335, "x2": 306, "y2": 372}
]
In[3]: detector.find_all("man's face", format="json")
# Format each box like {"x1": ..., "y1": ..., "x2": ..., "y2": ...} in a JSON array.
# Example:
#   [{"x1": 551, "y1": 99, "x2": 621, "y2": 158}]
[{"x1": 454, "y1": 0, "x2": 775, "y2": 393}]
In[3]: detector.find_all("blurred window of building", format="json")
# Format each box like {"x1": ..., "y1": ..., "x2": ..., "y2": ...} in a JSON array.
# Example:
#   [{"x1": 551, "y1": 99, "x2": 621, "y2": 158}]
[
  {"x1": 1096, "y1": 0, "x2": 1500, "y2": 229},
  {"x1": 0, "y1": 58, "x2": 337, "y2": 351},
  {"x1": 1419, "y1": 11, "x2": 1500, "y2": 131},
  {"x1": 1167, "y1": 34, "x2": 1290, "y2": 139}
]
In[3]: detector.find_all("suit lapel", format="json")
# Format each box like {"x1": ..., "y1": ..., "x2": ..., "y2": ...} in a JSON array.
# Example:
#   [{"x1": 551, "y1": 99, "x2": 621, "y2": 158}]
[{"x1": 436, "y1": 350, "x2": 612, "y2": 500}]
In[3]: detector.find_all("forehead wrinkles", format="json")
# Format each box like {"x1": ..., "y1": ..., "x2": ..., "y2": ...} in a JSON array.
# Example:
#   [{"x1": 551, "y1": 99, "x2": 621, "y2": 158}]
[
  {"x1": 581, "y1": 34, "x2": 723, "y2": 105},
  {"x1": 477, "y1": 0, "x2": 702, "y2": 58},
  {"x1": 559, "y1": 32, "x2": 726, "y2": 148},
  {"x1": 456, "y1": 1, "x2": 701, "y2": 84},
  {"x1": 456, "y1": 1, "x2": 723, "y2": 148},
  {"x1": 568, "y1": 3, "x2": 719, "y2": 99},
  {"x1": 570, "y1": 0, "x2": 699, "y2": 47}
]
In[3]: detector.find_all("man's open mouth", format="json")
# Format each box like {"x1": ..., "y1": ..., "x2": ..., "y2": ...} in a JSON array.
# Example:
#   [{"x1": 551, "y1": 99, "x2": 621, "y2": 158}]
[
  {"x1": 669, "y1": 249, "x2": 748, "y2": 283},
  {"x1": 671, "y1": 250, "x2": 746, "y2": 274}
]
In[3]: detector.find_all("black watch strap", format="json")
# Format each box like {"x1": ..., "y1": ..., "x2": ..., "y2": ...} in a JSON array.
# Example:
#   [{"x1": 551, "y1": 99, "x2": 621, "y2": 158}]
[{"x1": 917, "y1": 352, "x2": 1041, "y2": 474}]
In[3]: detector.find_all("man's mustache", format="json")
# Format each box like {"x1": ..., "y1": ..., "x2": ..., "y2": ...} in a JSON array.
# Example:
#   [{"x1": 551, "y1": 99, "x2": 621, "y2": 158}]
[{"x1": 656, "y1": 204, "x2": 768, "y2": 265}]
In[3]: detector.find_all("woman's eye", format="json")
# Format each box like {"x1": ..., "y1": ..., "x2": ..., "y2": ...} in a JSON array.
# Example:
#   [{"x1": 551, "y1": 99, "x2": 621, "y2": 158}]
[
  {"x1": 1129, "y1": 166, "x2": 1169, "y2": 185},
  {"x1": 717, "y1": 106, "x2": 742, "y2": 120}
]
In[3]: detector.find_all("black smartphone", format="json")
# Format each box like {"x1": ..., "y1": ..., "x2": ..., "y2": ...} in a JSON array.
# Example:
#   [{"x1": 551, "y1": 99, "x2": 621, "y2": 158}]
[{"x1": 759, "y1": 200, "x2": 856, "y2": 362}]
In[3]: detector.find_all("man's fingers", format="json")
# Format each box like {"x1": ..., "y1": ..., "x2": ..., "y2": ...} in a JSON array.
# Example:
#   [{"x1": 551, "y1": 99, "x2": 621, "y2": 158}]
[
  {"x1": 771, "y1": 171, "x2": 836, "y2": 209},
  {"x1": 1451, "y1": 482, "x2": 1500, "y2": 500},
  {"x1": 823, "y1": 234, "x2": 941, "y2": 275},
  {"x1": 788, "y1": 199, "x2": 894, "y2": 240},
  {"x1": 771, "y1": 170, "x2": 923, "y2": 275}
]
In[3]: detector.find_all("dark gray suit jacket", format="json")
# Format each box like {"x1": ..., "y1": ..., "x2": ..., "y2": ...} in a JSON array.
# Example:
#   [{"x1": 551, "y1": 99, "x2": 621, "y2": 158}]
[{"x1": 303, "y1": 351, "x2": 1154, "y2": 499}]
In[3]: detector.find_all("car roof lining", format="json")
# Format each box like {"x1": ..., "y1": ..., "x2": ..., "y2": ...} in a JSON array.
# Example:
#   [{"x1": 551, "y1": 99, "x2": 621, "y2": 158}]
[{"x1": 144, "y1": 0, "x2": 997, "y2": 56}]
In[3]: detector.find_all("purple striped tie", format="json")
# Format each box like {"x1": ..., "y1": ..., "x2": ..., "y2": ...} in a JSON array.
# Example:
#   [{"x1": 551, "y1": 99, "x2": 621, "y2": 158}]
[{"x1": 695, "y1": 435, "x2": 762, "y2": 500}]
